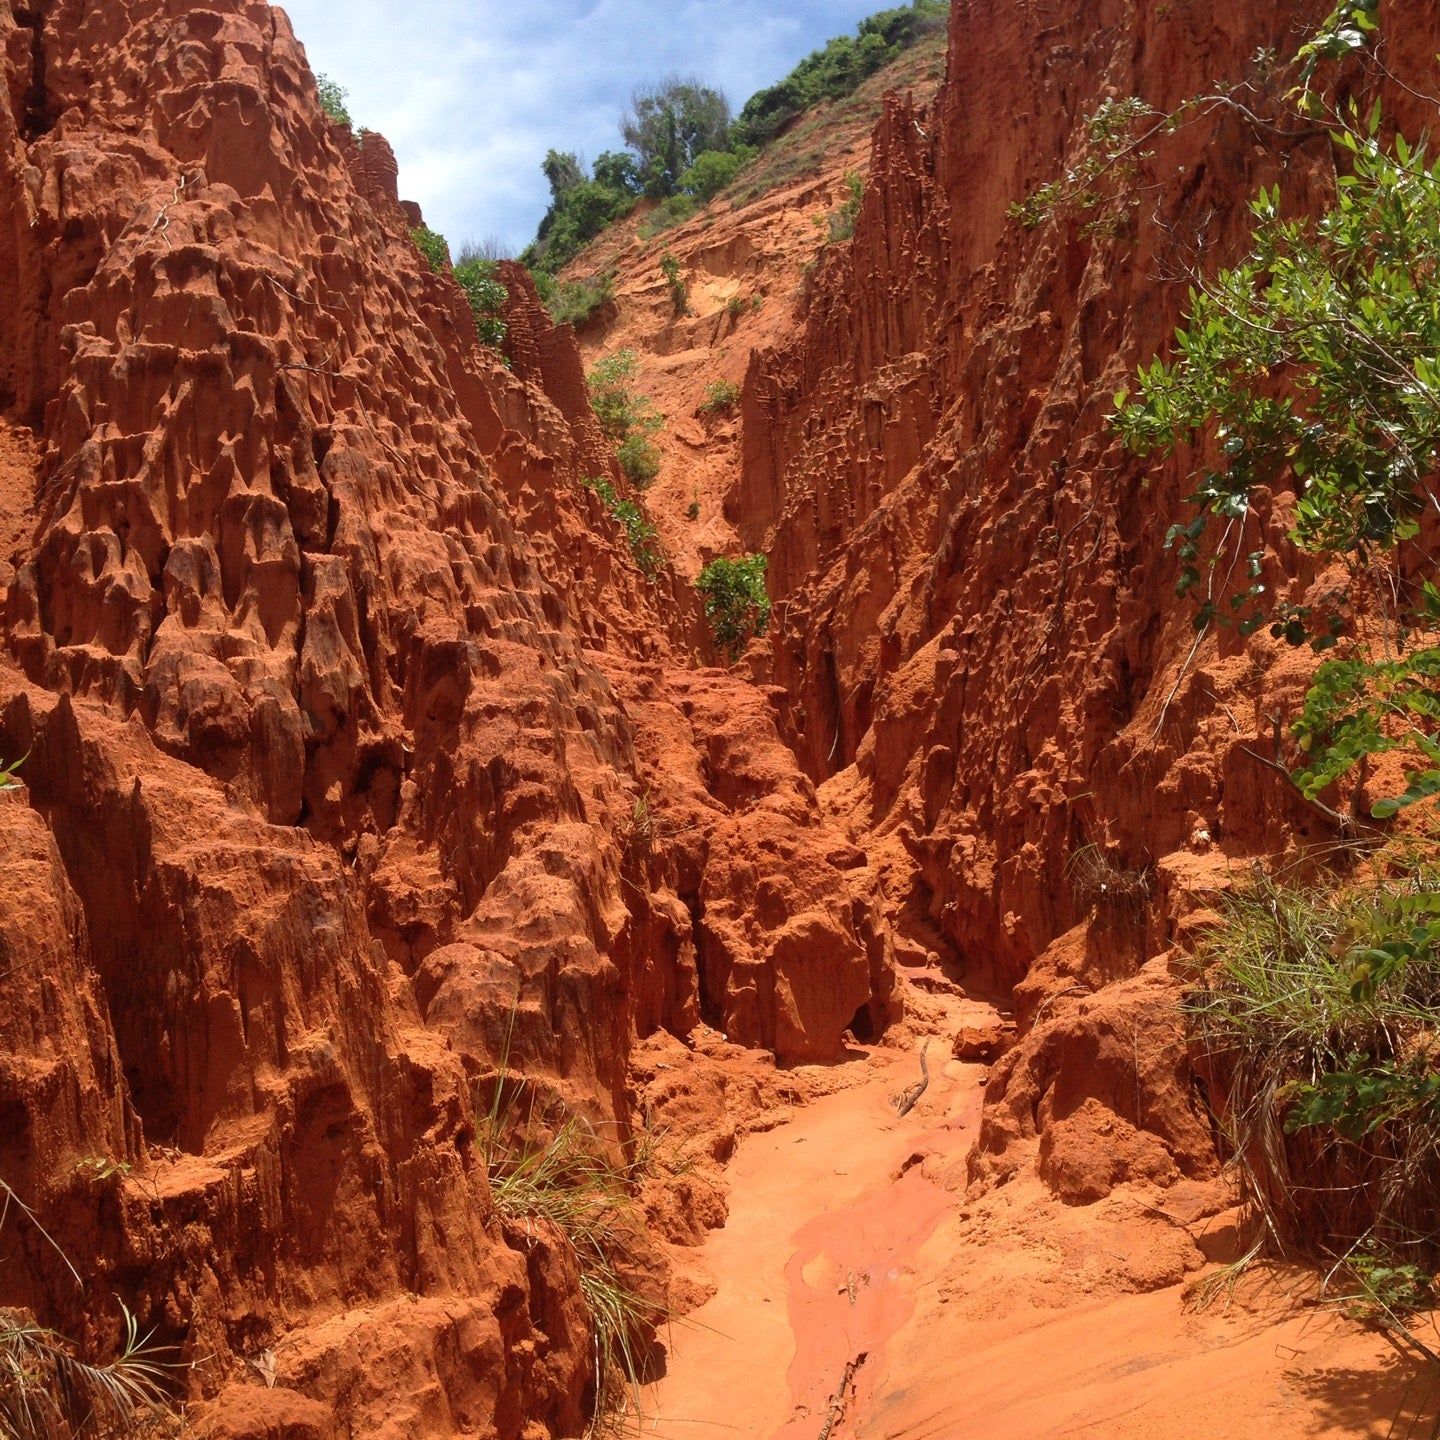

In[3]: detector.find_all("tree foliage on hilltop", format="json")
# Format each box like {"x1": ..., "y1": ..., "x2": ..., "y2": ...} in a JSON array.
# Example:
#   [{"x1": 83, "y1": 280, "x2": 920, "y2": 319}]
[
  {"x1": 621, "y1": 75, "x2": 733, "y2": 198},
  {"x1": 520, "y1": 1, "x2": 950, "y2": 285},
  {"x1": 731, "y1": 0, "x2": 949, "y2": 146}
]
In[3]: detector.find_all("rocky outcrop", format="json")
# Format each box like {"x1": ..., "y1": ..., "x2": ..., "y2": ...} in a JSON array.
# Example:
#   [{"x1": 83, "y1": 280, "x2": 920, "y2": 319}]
[
  {"x1": 740, "y1": 0, "x2": 1439, "y2": 1194},
  {"x1": 0, "y1": 1, "x2": 895, "y2": 1433}
]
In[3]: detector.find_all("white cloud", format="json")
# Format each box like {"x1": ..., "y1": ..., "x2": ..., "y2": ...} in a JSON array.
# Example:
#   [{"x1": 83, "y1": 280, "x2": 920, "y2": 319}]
[{"x1": 277, "y1": 0, "x2": 890, "y2": 253}]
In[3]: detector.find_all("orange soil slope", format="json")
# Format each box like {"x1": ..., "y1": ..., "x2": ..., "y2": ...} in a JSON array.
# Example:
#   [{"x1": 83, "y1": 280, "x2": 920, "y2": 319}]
[{"x1": 559, "y1": 31, "x2": 948, "y2": 581}]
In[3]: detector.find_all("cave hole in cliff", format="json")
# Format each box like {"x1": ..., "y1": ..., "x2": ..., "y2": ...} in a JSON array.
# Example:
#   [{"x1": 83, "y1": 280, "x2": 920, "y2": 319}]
[
  {"x1": 16, "y1": 5, "x2": 55, "y2": 140},
  {"x1": 847, "y1": 1001, "x2": 877, "y2": 1043}
]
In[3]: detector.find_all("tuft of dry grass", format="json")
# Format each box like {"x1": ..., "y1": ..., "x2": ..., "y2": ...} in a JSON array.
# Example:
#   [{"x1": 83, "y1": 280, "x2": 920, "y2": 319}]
[
  {"x1": 1189, "y1": 865, "x2": 1440, "y2": 1284},
  {"x1": 0, "y1": 1304, "x2": 170, "y2": 1440},
  {"x1": 477, "y1": 1028, "x2": 666, "y2": 1435},
  {"x1": 1067, "y1": 842, "x2": 1152, "y2": 913}
]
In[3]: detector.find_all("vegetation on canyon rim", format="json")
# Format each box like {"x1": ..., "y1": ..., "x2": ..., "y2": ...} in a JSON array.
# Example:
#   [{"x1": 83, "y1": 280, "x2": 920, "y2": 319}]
[
  {"x1": 1046, "y1": 0, "x2": 1440, "y2": 1334},
  {"x1": 410, "y1": 225, "x2": 509, "y2": 353},
  {"x1": 520, "y1": 1, "x2": 948, "y2": 288}
]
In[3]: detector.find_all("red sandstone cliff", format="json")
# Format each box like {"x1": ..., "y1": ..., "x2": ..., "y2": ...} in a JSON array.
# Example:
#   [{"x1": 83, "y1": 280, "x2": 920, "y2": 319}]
[
  {"x1": 739, "y1": 0, "x2": 1439, "y2": 1200},
  {"x1": 0, "y1": 2, "x2": 895, "y2": 1433},
  {"x1": 4, "y1": 0, "x2": 1440, "y2": 1432}
]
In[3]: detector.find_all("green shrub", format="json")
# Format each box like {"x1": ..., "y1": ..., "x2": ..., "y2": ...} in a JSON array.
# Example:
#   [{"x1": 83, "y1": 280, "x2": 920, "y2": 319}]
[
  {"x1": 679, "y1": 146, "x2": 757, "y2": 201},
  {"x1": 587, "y1": 350, "x2": 651, "y2": 439},
  {"x1": 638, "y1": 194, "x2": 696, "y2": 239},
  {"x1": 410, "y1": 225, "x2": 451, "y2": 274},
  {"x1": 584, "y1": 477, "x2": 663, "y2": 575},
  {"x1": 533, "y1": 268, "x2": 615, "y2": 329},
  {"x1": 1189, "y1": 865, "x2": 1440, "y2": 1277},
  {"x1": 659, "y1": 251, "x2": 689, "y2": 316},
  {"x1": 828, "y1": 172, "x2": 864, "y2": 242},
  {"x1": 698, "y1": 379, "x2": 741, "y2": 416},
  {"x1": 453, "y1": 256, "x2": 507, "y2": 351},
  {"x1": 617, "y1": 434, "x2": 662, "y2": 488},
  {"x1": 524, "y1": 153, "x2": 639, "y2": 273},
  {"x1": 587, "y1": 350, "x2": 664, "y2": 487},
  {"x1": 696, "y1": 554, "x2": 771, "y2": 657},
  {"x1": 316, "y1": 73, "x2": 352, "y2": 128},
  {"x1": 1116, "y1": 123, "x2": 1440, "y2": 821}
]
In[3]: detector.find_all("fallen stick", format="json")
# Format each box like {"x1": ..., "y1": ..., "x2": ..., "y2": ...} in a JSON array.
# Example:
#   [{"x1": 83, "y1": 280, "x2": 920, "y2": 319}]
[
  {"x1": 817, "y1": 1351, "x2": 868, "y2": 1440},
  {"x1": 892, "y1": 1041, "x2": 930, "y2": 1118}
]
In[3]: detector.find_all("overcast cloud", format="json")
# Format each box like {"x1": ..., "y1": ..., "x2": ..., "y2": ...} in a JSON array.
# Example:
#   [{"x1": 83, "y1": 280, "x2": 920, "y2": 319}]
[{"x1": 277, "y1": 0, "x2": 890, "y2": 254}]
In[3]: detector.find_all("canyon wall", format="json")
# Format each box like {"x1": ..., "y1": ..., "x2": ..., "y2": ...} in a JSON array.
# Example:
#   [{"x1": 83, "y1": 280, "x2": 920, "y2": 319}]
[
  {"x1": 740, "y1": 0, "x2": 1438, "y2": 1198},
  {"x1": 0, "y1": 1, "x2": 893, "y2": 1432}
]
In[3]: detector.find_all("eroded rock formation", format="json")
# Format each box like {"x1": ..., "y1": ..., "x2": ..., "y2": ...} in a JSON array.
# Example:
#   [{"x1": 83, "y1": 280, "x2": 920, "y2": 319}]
[
  {"x1": 0, "y1": 2, "x2": 893, "y2": 1432},
  {"x1": 739, "y1": 0, "x2": 1438, "y2": 1198}
]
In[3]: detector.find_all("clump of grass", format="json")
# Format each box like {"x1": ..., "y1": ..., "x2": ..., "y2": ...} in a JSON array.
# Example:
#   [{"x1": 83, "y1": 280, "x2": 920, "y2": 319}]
[
  {"x1": 697, "y1": 379, "x2": 741, "y2": 417},
  {"x1": 0, "y1": 1305, "x2": 171, "y2": 1439},
  {"x1": 1067, "y1": 842, "x2": 1151, "y2": 915},
  {"x1": 1190, "y1": 865, "x2": 1440, "y2": 1277},
  {"x1": 478, "y1": 1065, "x2": 665, "y2": 1433}
]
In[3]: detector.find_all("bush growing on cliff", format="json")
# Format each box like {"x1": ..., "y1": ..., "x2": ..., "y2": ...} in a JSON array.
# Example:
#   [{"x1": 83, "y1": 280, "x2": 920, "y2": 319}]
[
  {"x1": 586, "y1": 350, "x2": 664, "y2": 487},
  {"x1": 659, "y1": 251, "x2": 689, "y2": 316},
  {"x1": 696, "y1": 554, "x2": 771, "y2": 657},
  {"x1": 316, "y1": 73, "x2": 352, "y2": 129},
  {"x1": 584, "y1": 476, "x2": 664, "y2": 576},
  {"x1": 409, "y1": 229, "x2": 509, "y2": 353},
  {"x1": 536, "y1": 269, "x2": 616, "y2": 329},
  {"x1": 410, "y1": 224, "x2": 451, "y2": 273},
  {"x1": 1115, "y1": 118, "x2": 1440, "y2": 822},
  {"x1": 453, "y1": 254, "x2": 508, "y2": 351},
  {"x1": 698, "y1": 379, "x2": 741, "y2": 416},
  {"x1": 1113, "y1": 3, "x2": 1440, "y2": 1337},
  {"x1": 828, "y1": 172, "x2": 864, "y2": 242},
  {"x1": 1190, "y1": 865, "x2": 1440, "y2": 1288}
]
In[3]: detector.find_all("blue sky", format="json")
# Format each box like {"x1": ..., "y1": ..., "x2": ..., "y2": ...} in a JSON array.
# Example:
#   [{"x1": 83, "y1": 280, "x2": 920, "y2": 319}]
[{"x1": 279, "y1": 0, "x2": 892, "y2": 254}]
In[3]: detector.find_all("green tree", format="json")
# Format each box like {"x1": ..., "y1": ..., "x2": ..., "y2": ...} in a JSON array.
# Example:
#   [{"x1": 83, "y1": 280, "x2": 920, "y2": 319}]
[
  {"x1": 696, "y1": 555, "x2": 771, "y2": 657},
  {"x1": 541, "y1": 149, "x2": 586, "y2": 201},
  {"x1": 679, "y1": 146, "x2": 756, "y2": 201},
  {"x1": 620, "y1": 75, "x2": 732, "y2": 198}
]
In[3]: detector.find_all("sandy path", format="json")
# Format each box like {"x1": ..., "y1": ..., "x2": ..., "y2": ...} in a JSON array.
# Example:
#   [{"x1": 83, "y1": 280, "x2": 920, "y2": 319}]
[
  {"x1": 639, "y1": 1006, "x2": 1440, "y2": 1440},
  {"x1": 640, "y1": 1043, "x2": 982, "y2": 1439}
]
